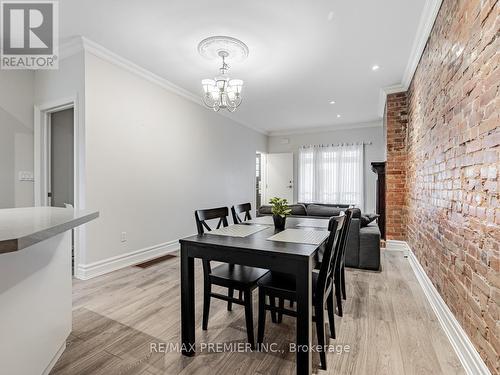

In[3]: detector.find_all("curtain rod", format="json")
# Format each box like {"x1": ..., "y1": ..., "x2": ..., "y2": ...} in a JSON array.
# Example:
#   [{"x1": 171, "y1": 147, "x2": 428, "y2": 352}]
[{"x1": 300, "y1": 142, "x2": 372, "y2": 149}]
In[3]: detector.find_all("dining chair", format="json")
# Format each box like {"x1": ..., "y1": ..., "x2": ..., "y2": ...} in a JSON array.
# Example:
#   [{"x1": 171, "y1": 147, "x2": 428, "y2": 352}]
[
  {"x1": 256, "y1": 213, "x2": 346, "y2": 370},
  {"x1": 194, "y1": 207, "x2": 269, "y2": 349},
  {"x1": 309, "y1": 209, "x2": 354, "y2": 317},
  {"x1": 231, "y1": 203, "x2": 252, "y2": 224},
  {"x1": 334, "y1": 208, "x2": 354, "y2": 317}
]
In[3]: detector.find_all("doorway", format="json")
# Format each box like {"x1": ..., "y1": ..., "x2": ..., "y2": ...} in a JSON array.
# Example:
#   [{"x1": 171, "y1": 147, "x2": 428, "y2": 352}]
[
  {"x1": 49, "y1": 108, "x2": 75, "y2": 273},
  {"x1": 34, "y1": 97, "x2": 83, "y2": 277},
  {"x1": 49, "y1": 108, "x2": 74, "y2": 208},
  {"x1": 256, "y1": 152, "x2": 262, "y2": 210},
  {"x1": 265, "y1": 153, "x2": 294, "y2": 203}
]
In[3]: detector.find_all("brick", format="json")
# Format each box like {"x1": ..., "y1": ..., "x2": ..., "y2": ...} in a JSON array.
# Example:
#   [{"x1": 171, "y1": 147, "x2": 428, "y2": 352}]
[{"x1": 383, "y1": 0, "x2": 500, "y2": 372}]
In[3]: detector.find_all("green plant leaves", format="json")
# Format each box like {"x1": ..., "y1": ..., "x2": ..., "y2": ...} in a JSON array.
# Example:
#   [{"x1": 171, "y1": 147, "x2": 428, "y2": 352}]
[{"x1": 269, "y1": 197, "x2": 291, "y2": 217}]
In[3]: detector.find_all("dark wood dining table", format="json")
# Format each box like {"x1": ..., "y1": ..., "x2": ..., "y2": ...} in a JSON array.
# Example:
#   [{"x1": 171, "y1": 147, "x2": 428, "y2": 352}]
[{"x1": 179, "y1": 216, "x2": 330, "y2": 375}]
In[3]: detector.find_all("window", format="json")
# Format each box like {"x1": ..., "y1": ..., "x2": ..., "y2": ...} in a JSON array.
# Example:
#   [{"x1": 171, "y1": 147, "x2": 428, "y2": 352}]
[{"x1": 298, "y1": 144, "x2": 364, "y2": 209}]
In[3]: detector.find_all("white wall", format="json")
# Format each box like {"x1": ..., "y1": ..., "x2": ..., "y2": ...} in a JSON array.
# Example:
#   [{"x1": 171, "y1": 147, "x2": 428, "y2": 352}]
[
  {"x1": 267, "y1": 124, "x2": 384, "y2": 213},
  {"x1": 34, "y1": 52, "x2": 85, "y2": 105},
  {"x1": 83, "y1": 52, "x2": 267, "y2": 265},
  {"x1": 0, "y1": 70, "x2": 35, "y2": 208}
]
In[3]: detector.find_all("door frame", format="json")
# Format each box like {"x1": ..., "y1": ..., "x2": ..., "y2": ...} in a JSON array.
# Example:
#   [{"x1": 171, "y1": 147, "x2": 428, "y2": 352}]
[
  {"x1": 256, "y1": 151, "x2": 267, "y2": 208},
  {"x1": 34, "y1": 95, "x2": 86, "y2": 273}
]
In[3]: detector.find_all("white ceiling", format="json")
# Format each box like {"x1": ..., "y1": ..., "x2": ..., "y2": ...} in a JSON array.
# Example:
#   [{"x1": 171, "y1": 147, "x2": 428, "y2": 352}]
[{"x1": 60, "y1": 0, "x2": 427, "y2": 134}]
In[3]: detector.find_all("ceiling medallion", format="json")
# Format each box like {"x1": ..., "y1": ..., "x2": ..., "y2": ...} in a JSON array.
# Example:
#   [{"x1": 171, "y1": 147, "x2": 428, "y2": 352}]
[{"x1": 198, "y1": 36, "x2": 249, "y2": 112}]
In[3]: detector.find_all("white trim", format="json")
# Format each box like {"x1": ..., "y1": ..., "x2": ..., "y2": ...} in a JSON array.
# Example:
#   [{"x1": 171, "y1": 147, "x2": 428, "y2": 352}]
[
  {"x1": 385, "y1": 239, "x2": 409, "y2": 254},
  {"x1": 378, "y1": 84, "x2": 406, "y2": 117},
  {"x1": 34, "y1": 97, "x2": 78, "y2": 208},
  {"x1": 59, "y1": 37, "x2": 84, "y2": 60},
  {"x1": 75, "y1": 239, "x2": 182, "y2": 280},
  {"x1": 268, "y1": 120, "x2": 382, "y2": 137},
  {"x1": 401, "y1": 241, "x2": 491, "y2": 375},
  {"x1": 377, "y1": 0, "x2": 442, "y2": 117},
  {"x1": 42, "y1": 342, "x2": 66, "y2": 375},
  {"x1": 402, "y1": 0, "x2": 443, "y2": 89}
]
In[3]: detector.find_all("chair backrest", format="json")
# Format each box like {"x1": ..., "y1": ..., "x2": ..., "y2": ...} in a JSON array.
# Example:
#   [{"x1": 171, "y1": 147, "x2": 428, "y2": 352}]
[
  {"x1": 194, "y1": 207, "x2": 229, "y2": 278},
  {"x1": 316, "y1": 213, "x2": 345, "y2": 300},
  {"x1": 231, "y1": 203, "x2": 252, "y2": 224},
  {"x1": 336, "y1": 208, "x2": 354, "y2": 273},
  {"x1": 195, "y1": 207, "x2": 229, "y2": 235}
]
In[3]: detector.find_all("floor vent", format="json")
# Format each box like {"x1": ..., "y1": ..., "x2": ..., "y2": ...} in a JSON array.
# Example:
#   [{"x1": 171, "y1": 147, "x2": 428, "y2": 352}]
[{"x1": 134, "y1": 254, "x2": 177, "y2": 268}]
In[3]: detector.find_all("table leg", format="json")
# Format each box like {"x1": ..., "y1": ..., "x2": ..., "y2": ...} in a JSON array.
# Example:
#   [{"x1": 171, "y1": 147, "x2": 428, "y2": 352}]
[
  {"x1": 295, "y1": 257, "x2": 312, "y2": 374},
  {"x1": 180, "y1": 244, "x2": 195, "y2": 356}
]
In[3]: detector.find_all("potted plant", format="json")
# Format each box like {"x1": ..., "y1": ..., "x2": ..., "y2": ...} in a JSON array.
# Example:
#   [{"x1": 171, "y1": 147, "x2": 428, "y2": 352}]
[{"x1": 269, "y1": 197, "x2": 291, "y2": 230}]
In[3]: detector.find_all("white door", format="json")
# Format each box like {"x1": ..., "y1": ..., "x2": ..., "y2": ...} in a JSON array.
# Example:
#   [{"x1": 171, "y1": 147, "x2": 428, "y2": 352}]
[{"x1": 266, "y1": 153, "x2": 294, "y2": 203}]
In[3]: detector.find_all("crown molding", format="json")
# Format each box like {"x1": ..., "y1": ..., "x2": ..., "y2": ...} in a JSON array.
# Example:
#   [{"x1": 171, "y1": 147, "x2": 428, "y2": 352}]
[
  {"x1": 81, "y1": 36, "x2": 202, "y2": 105},
  {"x1": 378, "y1": 84, "x2": 406, "y2": 117},
  {"x1": 377, "y1": 0, "x2": 442, "y2": 118},
  {"x1": 59, "y1": 37, "x2": 84, "y2": 60},
  {"x1": 268, "y1": 120, "x2": 382, "y2": 137},
  {"x1": 58, "y1": 36, "x2": 268, "y2": 136},
  {"x1": 402, "y1": 0, "x2": 443, "y2": 89}
]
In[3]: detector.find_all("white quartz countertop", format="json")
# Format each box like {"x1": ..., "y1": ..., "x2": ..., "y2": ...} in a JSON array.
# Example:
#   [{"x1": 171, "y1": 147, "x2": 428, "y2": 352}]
[{"x1": 0, "y1": 207, "x2": 99, "y2": 253}]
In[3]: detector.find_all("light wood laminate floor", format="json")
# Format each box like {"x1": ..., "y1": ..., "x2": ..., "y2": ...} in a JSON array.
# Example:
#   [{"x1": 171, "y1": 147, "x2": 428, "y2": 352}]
[{"x1": 50, "y1": 251, "x2": 465, "y2": 375}]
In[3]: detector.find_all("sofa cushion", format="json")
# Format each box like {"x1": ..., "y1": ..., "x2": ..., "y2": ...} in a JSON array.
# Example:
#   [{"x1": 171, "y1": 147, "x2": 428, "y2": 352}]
[
  {"x1": 360, "y1": 213, "x2": 379, "y2": 227},
  {"x1": 258, "y1": 204, "x2": 307, "y2": 216},
  {"x1": 300, "y1": 203, "x2": 351, "y2": 209},
  {"x1": 306, "y1": 204, "x2": 343, "y2": 217}
]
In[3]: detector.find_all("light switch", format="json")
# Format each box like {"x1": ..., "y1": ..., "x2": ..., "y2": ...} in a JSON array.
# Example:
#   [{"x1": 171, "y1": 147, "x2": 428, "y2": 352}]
[{"x1": 18, "y1": 171, "x2": 34, "y2": 181}]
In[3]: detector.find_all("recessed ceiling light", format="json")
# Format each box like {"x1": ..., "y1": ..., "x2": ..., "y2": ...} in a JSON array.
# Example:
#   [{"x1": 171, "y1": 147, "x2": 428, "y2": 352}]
[
  {"x1": 372, "y1": 65, "x2": 380, "y2": 71},
  {"x1": 337, "y1": 114, "x2": 341, "y2": 118},
  {"x1": 329, "y1": 100, "x2": 336, "y2": 104},
  {"x1": 327, "y1": 11, "x2": 334, "y2": 21}
]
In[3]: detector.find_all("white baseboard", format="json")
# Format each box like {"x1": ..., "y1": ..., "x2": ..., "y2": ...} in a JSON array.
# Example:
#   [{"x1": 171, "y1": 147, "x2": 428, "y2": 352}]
[
  {"x1": 42, "y1": 341, "x2": 66, "y2": 375},
  {"x1": 385, "y1": 239, "x2": 409, "y2": 254},
  {"x1": 403, "y1": 241, "x2": 491, "y2": 375},
  {"x1": 75, "y1": 239, "x2": 180, "y2": 280}
]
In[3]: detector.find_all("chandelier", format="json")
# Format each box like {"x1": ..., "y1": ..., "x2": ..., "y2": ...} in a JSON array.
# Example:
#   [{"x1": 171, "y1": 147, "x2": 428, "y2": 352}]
[{"x1": 198, "y1": 36, "x2": 248, "y2": 112}]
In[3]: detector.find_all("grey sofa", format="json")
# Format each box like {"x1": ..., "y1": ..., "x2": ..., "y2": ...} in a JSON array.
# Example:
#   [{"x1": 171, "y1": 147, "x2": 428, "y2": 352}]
[{"x1": 258, "y1": 203, "x2": 381, "y2": 271}]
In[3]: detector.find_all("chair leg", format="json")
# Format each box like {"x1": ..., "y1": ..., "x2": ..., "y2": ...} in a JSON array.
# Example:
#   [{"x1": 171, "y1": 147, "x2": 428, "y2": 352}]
[
  {"x1": 239, "y1": 290, "x2": 243, "y2": 301},
  {"x1": 341, "y1": 264, "x2": 346, "y2": 300},
  {"x1": 277, "y1": 297, "x2": 285, "y2": 323},
  {"x1": 202, "y1": 281, "x2": 211, "y2": 330},
  {"x1": 257, "y1": 288, "x2": 266, "y2": 347},
  {"x1": 315, "y1": 303, "x2": 327, "y2": 370},
  {"x1": 335, "y1": 279, "x2": 343, "y2": 317},
  {"x1": 227, "y1": 287, "x2": 234, "y2": 311},
  {"x1": 244, "y1": 290, "x2": 255, "y2": 349},
  {"x1": 270, "y1": 296, "x2": 277, "y2": 323},
  {"x1": 327, "y1": 291, "x2": 336, "y2": 339},
  {"x1": 290, "y1": 300, "x2": 294, "y2": 308}
]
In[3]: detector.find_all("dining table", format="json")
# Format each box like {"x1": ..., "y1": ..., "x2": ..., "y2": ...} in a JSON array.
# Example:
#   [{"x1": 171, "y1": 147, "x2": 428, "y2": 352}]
[{"x1": 179, "y1": 215, "x2": 330, "y2": 375}]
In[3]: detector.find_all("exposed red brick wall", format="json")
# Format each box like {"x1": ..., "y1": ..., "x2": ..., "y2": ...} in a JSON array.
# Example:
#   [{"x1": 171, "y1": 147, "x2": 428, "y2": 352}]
[
  {"x1": 385, "y1": 92, "x2": 408, "y2": 240},
  {"x1": 386, "y1": 0, "x2": 499, "y2": 372}
]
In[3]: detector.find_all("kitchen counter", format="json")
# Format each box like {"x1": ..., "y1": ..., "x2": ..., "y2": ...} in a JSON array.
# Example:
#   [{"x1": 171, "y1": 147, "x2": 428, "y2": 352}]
[
  {"x1": 0, "y1": 207, "x2": 98, "y2": 253},
  {"x1": 0, "y1": 206, "x2": 99, "y2": 375}
]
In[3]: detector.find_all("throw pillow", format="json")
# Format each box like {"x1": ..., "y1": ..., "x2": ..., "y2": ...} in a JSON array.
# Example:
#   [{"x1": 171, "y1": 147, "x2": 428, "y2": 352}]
[{"x1": 360, "y1": 213, "x2": 379, "y2": 227}]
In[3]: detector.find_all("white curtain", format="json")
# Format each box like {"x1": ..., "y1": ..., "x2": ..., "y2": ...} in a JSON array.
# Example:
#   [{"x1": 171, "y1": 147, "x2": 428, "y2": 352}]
[{"x1": 298, "y1": 144, "x2": 364, "y2": 210}]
